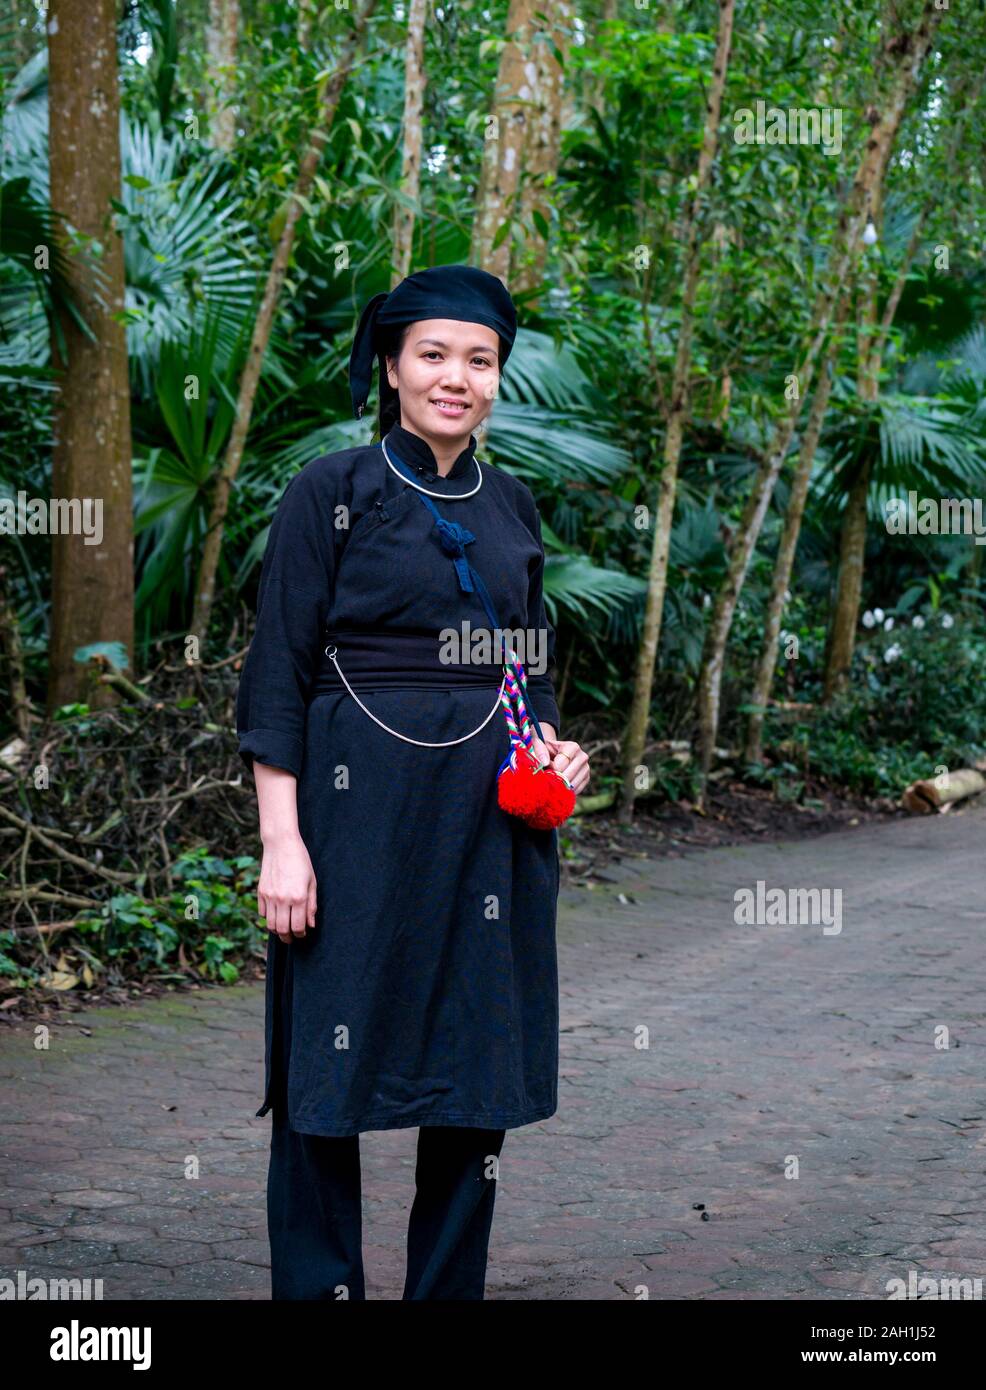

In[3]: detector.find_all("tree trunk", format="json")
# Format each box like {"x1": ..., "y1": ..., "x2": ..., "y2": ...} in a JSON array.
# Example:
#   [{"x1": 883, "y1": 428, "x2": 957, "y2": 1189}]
[
  {"x1": 190, "y1": 0, "x2": 378, "y2": 647},
  {"x1": 470, "y1": 0, "x2": 535, "y2": 277},
  {"x1": 693, "y1": 0, "x2": 943, "y2": 803},
  {"x1": 392, "y1": 0, "x2": 427, "y2": 286},
  {"x1": 744, "y1": 291, "x2": 852, "y2": 764},
  {"x1": 821, "y1": 66, "x2": 980, "y2": 703},
  {"x1": 823, "y1": 454, "x2": 873, "y2": 701},
  {"x1": 297, "y1": 0, "x2": 318, "y2": 52},
  {"x1": 46, "y1": 0, "x2": 134, "y2": 714},
  {"x1": 617, "y1": 0, "x2": 735, "y2": 823},
  {"x1": 819, "y1": 191, "x2": 883, "y2": 702},
  {"x1": 512, "y1": 0, "x2": 573, "y2": 299},
  {"x1": 0, "y1": 563, "x2": 32, "y2": 740},
  {"x1": 205, "y1": 0, "x2": 240, "y2": 153}
]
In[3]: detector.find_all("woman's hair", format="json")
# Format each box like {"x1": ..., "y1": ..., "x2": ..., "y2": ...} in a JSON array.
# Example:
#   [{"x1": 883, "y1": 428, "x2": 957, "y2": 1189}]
[
  {"x1": 377, "y1": 323, "x2": 411, "y2": 438},
  {"x1": 377, "y1": 322, "x2": 504, "y2": 438}
]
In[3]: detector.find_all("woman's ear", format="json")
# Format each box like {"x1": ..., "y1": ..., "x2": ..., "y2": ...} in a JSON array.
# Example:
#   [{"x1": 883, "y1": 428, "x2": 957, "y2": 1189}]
[{"x1": 385, "y1": 354, "x2": 399, "y2": 390}]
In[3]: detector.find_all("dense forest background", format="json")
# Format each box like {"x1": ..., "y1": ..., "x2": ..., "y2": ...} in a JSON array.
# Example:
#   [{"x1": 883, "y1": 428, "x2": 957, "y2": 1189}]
[{"x1": 1, "y1": 0, "x2": 984, "y2": 1001}]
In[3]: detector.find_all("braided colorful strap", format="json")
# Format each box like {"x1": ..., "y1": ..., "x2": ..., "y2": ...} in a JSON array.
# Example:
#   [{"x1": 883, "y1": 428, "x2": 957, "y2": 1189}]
[
  {"x1": 499, "y1": 654, "x2": 539, "y2": 757},
  {"x1": 496, "y1": 652, "x2": 576, "y2": 829}
]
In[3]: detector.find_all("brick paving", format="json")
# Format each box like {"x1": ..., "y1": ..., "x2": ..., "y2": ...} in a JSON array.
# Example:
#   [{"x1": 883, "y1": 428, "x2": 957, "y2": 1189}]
[{"x1": 2, "y1": 802, "x2": 985, "y2": 1300}]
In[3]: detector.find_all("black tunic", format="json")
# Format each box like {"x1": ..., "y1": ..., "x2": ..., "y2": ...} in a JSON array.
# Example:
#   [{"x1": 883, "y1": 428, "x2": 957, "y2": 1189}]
[{"x1": 236, "y1": 424, "x2": 562, "y2": 1136}]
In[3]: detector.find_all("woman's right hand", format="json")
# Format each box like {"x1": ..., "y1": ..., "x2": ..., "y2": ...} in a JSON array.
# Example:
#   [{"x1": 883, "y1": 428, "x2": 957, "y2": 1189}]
[{"x1": 257, "y1": 833, "x2": 318, "y2": 943}]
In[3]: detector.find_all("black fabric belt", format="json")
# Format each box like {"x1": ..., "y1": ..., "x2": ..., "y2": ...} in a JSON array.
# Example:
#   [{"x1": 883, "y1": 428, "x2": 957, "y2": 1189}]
[{"x1": 312, "y1": 629, "x2": 506, "y2": 695}]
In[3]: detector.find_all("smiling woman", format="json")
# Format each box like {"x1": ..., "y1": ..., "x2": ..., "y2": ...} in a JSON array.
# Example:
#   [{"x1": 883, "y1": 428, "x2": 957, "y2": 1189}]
[
  {"x1": 383, "y1": 317, "x2": 501, "y2": 463},
  {"x1": 238, "y1": 263, "x2": 590, "y2": 1301}
]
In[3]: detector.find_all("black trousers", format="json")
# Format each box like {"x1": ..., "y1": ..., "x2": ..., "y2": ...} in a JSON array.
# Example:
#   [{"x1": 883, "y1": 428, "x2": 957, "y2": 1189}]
[{"x1": 267, "y1": 1109, "x2": 507, "y2": 1300}]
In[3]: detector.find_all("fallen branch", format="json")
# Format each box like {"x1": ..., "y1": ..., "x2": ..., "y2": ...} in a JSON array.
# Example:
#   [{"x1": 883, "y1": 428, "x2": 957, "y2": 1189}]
[
  {"x1": 96, "y1": 669, "x2": 153, "y2": 704},
  {"x1": 901, "y1": 768, "x2": 986, "y2": 814},
  {"x1": 130, "y1": 774, "x2": 245, "y2": 806},
  {"x1": 0, "y1": 805, "x2": 141, "y2": 882},
  {"x1": 0, "y1": 887, "x2": 103, "y2": 909}
]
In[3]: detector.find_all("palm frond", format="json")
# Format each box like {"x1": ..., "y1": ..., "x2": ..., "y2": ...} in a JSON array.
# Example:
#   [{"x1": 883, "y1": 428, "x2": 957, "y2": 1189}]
[
  {"x1": 485, "y1": 402, "x2": 631, "y2": 489},
  {"x1": 542, "y1": 554, "x2": 645, "y2": 625}
]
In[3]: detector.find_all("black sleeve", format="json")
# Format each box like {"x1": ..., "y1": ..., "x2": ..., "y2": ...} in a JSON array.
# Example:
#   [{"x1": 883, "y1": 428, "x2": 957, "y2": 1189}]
[
  {"x1": 235, "y1": 463, "x2": 339, "y2": 779},
  {"x1": 524, "y1": 502, "x2": 562, "y2": 738}
]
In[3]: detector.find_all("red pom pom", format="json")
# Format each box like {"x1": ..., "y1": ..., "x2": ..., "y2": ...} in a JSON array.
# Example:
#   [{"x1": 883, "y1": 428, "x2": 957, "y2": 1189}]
[
  {"x1": 497, "y1": 747, "x2": 576, "y2": 829},
  {"x1": 497, "y1": 750, "x2": 544, "y2": 817},
  {"x1": 535, "y1": 768, "x2": 577, "y2": 828}
]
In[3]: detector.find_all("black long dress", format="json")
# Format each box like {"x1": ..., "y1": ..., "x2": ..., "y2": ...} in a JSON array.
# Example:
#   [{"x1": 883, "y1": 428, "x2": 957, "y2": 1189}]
[{"x1": 236, "y1": 423, "x2": 562, "y2": 1137}]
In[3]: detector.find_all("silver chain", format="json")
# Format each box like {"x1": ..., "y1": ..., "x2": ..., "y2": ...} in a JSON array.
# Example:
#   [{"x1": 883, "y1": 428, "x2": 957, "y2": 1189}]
[{"x1": 324, "y1": 646, "x2": 506, "y2": 748}]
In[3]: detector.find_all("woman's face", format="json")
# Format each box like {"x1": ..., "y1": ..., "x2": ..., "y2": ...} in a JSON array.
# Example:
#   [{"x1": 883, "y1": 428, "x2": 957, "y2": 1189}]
[{"x1": 386, "y1": 318, "x2": 501, "y2": 445}]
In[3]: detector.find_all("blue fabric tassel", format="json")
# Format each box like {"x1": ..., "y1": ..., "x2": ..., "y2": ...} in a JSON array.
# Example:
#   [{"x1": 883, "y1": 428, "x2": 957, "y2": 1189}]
[{"x1": 433, "y1": 517, "x2": 476, "y2": 593}]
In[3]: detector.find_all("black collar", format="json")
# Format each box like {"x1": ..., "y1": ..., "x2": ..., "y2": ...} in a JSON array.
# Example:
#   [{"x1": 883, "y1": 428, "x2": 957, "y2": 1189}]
[{"x1": 385, "y1": 423, "x2": 477, "y2": 482}]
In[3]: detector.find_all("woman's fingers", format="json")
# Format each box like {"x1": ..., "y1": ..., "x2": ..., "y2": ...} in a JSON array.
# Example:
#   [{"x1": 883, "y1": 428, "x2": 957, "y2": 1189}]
[
  {"x1": 289, "y1": 898, "x2": 309, "y2": 938},
  {"x1": 548, "y1": 740, "x2": 591, "y2": 794},
  {"x1": 262, "y1": 893, "x2": 275, "y2": 937},
  {"x1": 259, "y1": 843, "x2": 317, "y2": 942},
  {"x1": 274, "y1": 898, "x2": 294, "y2": 944},
  {"x1": 571, "y1": 766, "x2": 590, "y2": 794},
  {"x1": 528, "y1": 734, "x2": 551, "y2": 767}
]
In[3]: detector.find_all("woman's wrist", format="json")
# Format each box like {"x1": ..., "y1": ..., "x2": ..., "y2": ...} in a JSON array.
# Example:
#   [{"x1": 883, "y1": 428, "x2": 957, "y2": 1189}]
[
  {"x1": 254, "y1": 762, "x2": 302, "y2": 847},
  {"x1": 261, "y1": 825, "x2": 304, "y2": 849}
]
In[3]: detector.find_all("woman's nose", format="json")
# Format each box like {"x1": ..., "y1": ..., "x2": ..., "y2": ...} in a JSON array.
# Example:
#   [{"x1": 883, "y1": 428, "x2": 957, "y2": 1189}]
[{"x1": 439, "y1": 361, "x2": 468, "y2": 389}]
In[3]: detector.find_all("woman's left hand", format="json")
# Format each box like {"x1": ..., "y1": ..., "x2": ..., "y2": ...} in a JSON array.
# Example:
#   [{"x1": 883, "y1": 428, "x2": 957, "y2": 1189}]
[{"x1": 543, "y1": 737, "x2": 590, "y2": 795}]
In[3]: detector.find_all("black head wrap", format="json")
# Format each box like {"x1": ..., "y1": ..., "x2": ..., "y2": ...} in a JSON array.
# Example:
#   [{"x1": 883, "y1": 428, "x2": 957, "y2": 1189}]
[{"x1": 348, "y1": 264, "x2": 518, "y2": 420}]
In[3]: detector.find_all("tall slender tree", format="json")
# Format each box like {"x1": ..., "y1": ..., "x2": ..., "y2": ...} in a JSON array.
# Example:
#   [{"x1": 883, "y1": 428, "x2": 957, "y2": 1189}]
[
  {"x1": 744, "y1": 290, "x2": 852, "y2": 762},
  {"x1": 617, "y1": 0, "x2": 735, "y2": 822},
  {"x1": 822, "y1": 66, "x2": 983, "y2": 700},
  {"x1": 46, "y1": 0, "x2": 134, "y2": 712},
  {"x1": 693, "y1": 0, "x2": 944, "y2": 801},
  {"x1": 470, "y1": 0, "x2": 535, "y2": 277},
  {"x1": 205, "y1": 0, "x2": 240, "y2": 152},
  {"x1": 392, "y1": 0, "x2": 427, "y2": 285},
  {"x1": 512, "y1": 0, "x2": 573, "y2": 298},
  {"x1": 190, "y1": 0, "x2": 378, "y2": 646}
]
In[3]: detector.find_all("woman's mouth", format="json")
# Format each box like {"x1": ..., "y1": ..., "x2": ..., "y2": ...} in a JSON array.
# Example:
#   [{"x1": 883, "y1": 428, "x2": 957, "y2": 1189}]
[{"x1": 430, "y1": 399, "x2": 470, "y2": 416}]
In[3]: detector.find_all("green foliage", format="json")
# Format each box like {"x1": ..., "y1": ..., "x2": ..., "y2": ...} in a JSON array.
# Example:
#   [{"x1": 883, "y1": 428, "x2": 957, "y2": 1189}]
[
  {"x1": 3, "y1": 0, "x2": 986, "y2": 839},
  {"x1": 0, "y1": 844, "x2": 266, "y2": 995},
  {"x1": 70, "y1": 848, "x2": 264, "y2": 986},
  {"x1": 791, "y1": 606, "x2": 986, "y2": 796}
]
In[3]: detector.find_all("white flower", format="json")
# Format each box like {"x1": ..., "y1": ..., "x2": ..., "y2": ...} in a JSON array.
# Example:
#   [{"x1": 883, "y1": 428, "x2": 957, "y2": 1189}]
[
  {"x1": 873, "y1": 607, "x2": 885, "y2": 623},
  {"x1": 884, "y1": 617, "x2": 894, "y2": 631},
  {"x1": 884, "y1": 643, "x2": 902, "y2": 662},
  {"x1": 941, "y1": 612, "x2": 954, "y2": 628},
  {"x1": 911, "y1": 615, "x2": 925, "y2": 629},
  {"x1": 862, "y1": 610, "x2": 876, "y2": 628}
]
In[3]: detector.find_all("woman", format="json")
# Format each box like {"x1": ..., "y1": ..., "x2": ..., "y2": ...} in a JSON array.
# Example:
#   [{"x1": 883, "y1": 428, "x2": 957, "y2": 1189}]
[{"x1": 236, "y1": 263, "x2": 590, "y2": 1300}]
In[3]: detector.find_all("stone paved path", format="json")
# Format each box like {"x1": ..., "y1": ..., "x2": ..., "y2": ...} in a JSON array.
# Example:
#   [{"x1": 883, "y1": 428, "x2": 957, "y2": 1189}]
[{"x1": 2, "y1": 803, "x2": 985, "y2": 1299}]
